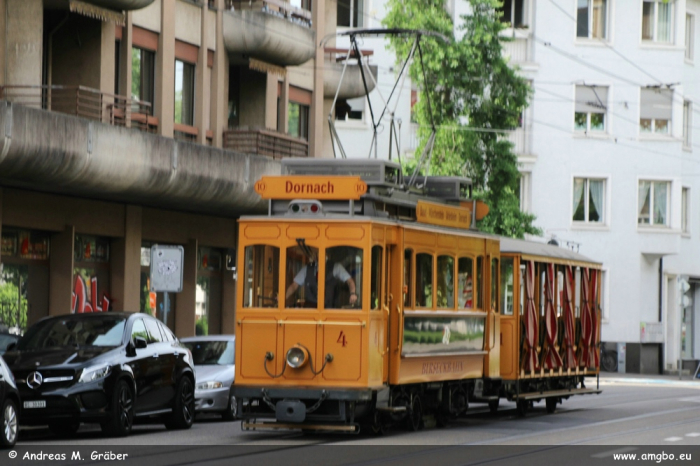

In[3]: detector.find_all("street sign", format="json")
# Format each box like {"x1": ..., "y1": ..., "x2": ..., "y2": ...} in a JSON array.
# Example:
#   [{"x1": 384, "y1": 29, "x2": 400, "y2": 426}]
[{"x1": 150, "y1": 245, "x2": 184, "y2": 293}]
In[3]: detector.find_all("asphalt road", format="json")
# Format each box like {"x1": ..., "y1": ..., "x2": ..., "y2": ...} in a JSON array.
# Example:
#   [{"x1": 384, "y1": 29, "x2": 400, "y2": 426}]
[{"x1": 16, "y1": 377, "x2": 700, "y2": 447}]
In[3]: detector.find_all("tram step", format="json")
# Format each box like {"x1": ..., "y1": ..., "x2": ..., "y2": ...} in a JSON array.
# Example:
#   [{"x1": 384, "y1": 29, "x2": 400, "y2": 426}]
[{"x1": 513, "y1": 387, "x2": 602, "y2": 401}]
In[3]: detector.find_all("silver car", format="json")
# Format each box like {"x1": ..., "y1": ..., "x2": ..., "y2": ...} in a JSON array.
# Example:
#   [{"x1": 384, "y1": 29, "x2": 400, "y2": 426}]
[{"x1": 181, "y1": 335, "x2": 236, "y2": 421}]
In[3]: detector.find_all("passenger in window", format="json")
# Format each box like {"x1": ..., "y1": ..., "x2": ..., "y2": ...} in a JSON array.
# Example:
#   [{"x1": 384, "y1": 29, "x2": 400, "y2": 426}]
[{"x1": 285, "y1": 250, "x2": 358, "y2": 308}]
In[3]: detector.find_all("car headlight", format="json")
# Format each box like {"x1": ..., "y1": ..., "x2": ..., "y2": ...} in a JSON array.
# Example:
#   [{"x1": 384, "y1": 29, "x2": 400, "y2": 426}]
[
  {"x1": 79, "y1": 364, "x2": 111, "y2": 383},
  {"x1": 196, "y1": 381, "x2": 224, "y2": 390},
  {"x1": 286, "y1": 345, "x2": 309, "y2": 369}
]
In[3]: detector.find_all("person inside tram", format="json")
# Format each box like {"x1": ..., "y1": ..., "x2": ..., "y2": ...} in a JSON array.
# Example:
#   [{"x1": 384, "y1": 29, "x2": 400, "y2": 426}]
[{"x1": 285, "y1": 249, "x2": 358, "y2": 308}]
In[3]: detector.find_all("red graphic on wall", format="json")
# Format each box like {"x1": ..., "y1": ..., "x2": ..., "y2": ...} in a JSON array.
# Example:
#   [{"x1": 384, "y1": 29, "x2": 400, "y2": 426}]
[{"x1": 71, "y1": 275, "x2": 110, "y2": 313}]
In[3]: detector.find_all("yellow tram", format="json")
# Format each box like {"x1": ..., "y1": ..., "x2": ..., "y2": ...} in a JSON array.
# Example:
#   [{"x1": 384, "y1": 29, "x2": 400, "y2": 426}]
[{"x1": 232, "y1": 159, "x2": 601, "y2": 433}]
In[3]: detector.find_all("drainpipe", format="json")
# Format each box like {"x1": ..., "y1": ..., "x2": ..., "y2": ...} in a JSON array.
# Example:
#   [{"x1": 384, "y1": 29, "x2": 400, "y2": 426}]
[{"x1": 658, "y1": 257, "x2": 663, "y2": 321}]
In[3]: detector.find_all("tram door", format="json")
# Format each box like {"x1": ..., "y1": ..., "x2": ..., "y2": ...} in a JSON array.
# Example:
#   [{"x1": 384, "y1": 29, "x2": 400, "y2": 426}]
[{"x1": 383, "y1": 245, "x2": 398, "y2": 382}]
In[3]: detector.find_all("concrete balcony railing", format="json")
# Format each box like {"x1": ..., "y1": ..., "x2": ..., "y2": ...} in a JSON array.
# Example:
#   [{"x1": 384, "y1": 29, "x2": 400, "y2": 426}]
[
  {"x1": 223, "y1": 0, "x2": 315, "y2": 67},
  {"x1": 0, "y1": 85, "x2": 157, "y2": 133},
  {"x1": 505, "y1": 127, "x2": 529, "y2": 155},
  {"x1": 501, "y1": 30, "x2": 532, "y2": 65},
  {"x1": 323, "y1": 48, "x2": 378, "y2": 100},
  {"x1": 223, "y1": 127, "x2": 309, "y2": 159}
]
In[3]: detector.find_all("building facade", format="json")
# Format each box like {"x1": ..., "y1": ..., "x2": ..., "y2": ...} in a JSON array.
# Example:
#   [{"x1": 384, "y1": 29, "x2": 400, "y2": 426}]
[{"x1": 0, "y1": 0, "x2": 376, "y2": 337}]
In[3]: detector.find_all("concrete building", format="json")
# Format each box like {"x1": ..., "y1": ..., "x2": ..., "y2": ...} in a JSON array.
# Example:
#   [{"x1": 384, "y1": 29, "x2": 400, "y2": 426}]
[
  {"x1": 339, "y1": 0, "x2": 700, "y2": 375},
  {"x1": 0, "y1": 0, "x2": 376, "y2": 337}
]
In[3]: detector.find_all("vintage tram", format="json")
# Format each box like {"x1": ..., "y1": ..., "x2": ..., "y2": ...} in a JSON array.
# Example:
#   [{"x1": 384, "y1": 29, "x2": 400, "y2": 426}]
[{"x1": 232, "y1": 159, "x2": 601, "y2": 433}]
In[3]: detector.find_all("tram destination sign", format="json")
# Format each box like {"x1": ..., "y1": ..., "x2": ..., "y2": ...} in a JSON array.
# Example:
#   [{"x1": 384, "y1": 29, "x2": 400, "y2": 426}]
[
  {"x1": 416, "y1": 200, "x2": 472, "y2": 229},
  {"x1": 254, "y1": 175, "x2": 368, "y2": 200}
]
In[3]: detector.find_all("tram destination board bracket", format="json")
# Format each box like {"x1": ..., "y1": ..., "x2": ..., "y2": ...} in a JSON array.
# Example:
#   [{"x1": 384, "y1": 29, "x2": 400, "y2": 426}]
[{"x1": 150, "y1": 244, "x2": 184, "y2": 293}]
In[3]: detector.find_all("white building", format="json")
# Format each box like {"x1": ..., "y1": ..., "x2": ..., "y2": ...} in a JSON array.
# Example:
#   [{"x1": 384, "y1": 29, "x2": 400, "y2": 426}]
[{"x1": 337, "y1": 0, "x2": 700, "y2": 374}]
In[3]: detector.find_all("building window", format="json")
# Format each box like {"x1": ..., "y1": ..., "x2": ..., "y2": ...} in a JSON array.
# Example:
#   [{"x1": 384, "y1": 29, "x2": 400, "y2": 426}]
[
  {"x1": 682, "y1": 187, "x2": 690, "y2": 233},
  {"x1": 196, "y1": 247, "x2": 223, "y2": 336},
  {"x1": 640, "y1": 87, "x2": 672, "y2": 134},
  {"x1": 577, "y1": 0, "x2": 608, "y2": 39},
  {"x1": 638, "y1": 180, "x2": 670, "y2": 226},
  {"x1": 132, "y1": 47, "x2": 156, "y2": 114},
  {"x1": 335, "y1": 97, "x2": 365, "y2": 122},
  {"x1": 288, "y1": 102, "x2": 309, "y2": 140},
  {"x1": 175, "y1": 59, "x2": 195, "y2": 126},
  {"x1": 73, "y1": 235, "x2": 111, "y2": 314},
  {"x1": 683, "y1": 100, "x2": 692, "y2": 149},
  {"x1": 575, "y1": 85, "x2": 607, "y2": 132},
  {"x1": 573, "y1": 178, "x2": 605, "y2": 224},
  {"x1": 337, "y1": 0, "x2": 363, "y2": 28},
  {"x1": 498, "y1": 0, "x2": 527, "y2": 28},
  {"x1": 686, "y1": 14, "x2": 695, "y2": 60},
  {"x1": 642, "y1": 0, "x2": 674, "y2": 44}
]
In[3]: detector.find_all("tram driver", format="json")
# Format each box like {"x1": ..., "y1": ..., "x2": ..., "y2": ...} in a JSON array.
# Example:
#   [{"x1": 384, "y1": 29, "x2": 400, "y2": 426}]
[{"x1": 285, "y1": 249, "x2": 358, "y2": 308}]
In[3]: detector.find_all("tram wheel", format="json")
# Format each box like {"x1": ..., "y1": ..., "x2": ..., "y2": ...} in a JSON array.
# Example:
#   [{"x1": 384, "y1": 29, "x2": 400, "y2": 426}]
[
  {"x1": 546, "y1": 398, "x2": 558, "y2": 414},
  {"x1": 516, "y1": 400, "x2": 529, "y2": 417},
  {"x1": 488, "y1": 398, "x2": 500, "y2": 413},
  {"x1": 408, "y1": 395, "x2": 423, "y2": 431},
  {"x1": 369, "y1": 410, "x2": 387, "y2": 436}
]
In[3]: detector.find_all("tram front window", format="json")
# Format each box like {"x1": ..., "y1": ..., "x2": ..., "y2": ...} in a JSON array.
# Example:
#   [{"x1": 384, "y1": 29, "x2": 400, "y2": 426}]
[
  {"x1": 285, "y1": 245, "x2": 361, "y2": 309},
  {"x1": 243, "y1": 245, "x2": 280, "y2": 308}
]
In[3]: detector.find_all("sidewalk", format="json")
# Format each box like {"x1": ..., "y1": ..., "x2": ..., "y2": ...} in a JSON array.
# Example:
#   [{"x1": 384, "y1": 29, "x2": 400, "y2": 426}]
[{"x1": 593, "y1": 370, "x2": 700, "y2": 387}]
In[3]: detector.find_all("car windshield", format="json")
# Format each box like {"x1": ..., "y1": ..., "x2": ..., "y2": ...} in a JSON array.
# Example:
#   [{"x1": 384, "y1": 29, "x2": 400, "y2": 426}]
[
  {"x1": 17, "y1": 317, "x2": 126, "y2": 350},
  {"x1": 184, "y1": 340, "x2": 234, "y2": 365}
]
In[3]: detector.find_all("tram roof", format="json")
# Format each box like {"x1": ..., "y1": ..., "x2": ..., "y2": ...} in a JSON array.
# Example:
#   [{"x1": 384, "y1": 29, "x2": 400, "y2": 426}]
[{"x1": 499, "y1": 237, "x2": 602, "y2": 268}]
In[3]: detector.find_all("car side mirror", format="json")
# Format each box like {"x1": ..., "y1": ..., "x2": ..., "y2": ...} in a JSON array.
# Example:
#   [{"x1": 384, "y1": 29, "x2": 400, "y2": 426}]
[
  {"x1": 6, "y1": 342, "x2": 16, "y2": 352},
  {"x1": 134, "y1": 336, "x2": 148, "y2": 349}
]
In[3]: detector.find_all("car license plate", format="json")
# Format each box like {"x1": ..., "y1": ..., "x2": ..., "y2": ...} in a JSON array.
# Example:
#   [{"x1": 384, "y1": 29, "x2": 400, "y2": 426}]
[{"x1": 23, "y1": 400, "x2": 46, "y2": 409}]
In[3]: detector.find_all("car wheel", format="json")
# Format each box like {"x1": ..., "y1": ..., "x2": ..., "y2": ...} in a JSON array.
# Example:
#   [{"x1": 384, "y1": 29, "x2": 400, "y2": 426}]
[
  {"x1": 1, "y1": 399, "x2": 18, "y2": 448},
  {"x1": 48, "y1": 421, "x2": 80, "y2": 438},
  {"x1": 101, "y1": 379, "x2": 134, "y2": 437},
  {"x1": 221, "y1": 393, "x2": 237, "y2": 421},
  {"x1": 165, "y1": 376, "x2": 195, "y2": 430}
]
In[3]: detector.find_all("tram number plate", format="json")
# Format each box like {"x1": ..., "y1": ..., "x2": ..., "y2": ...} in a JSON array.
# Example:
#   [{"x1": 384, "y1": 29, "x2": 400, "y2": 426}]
[{"x1": 24, "y1": 400, "x2": 46, "y2": 409}]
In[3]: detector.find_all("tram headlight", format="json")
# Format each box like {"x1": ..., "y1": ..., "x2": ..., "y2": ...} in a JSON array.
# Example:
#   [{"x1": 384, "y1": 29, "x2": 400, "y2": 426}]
[{"x1": 286, "y1": 345, "x2": 309, "y2": 369}]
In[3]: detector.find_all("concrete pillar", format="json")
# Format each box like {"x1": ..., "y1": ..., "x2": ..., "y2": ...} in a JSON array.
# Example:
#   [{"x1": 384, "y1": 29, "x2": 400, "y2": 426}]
[
  {"x1": 49, "y1": 225, "x2": 75, "y2": 316},
  {"x1": 119, "y1": 12, "x2": 133, "y2": 126},
  {"x1": 100, "y1": 21, "x2": 116, "y2": 95},
  {"x1": 309, "y1": 0, "x2": 325, "y2": 158},
  {"x1": 278, "y1": 76, "x2": 289, "y2": 133},
  {"x1": 156, "y1": 0, "x2": 175, "y2": 138},
  {"x1": 175, "y1": 238, "x2": 198, "y2": 337},
  {"x1": 211, "y1": 0, "x2": 227, "y2": 147},
  {"x1": 265, "y1": 72, "x2": 278, "y2": 130},
  {"x1": 195, "y1": 2, "x2": 208, "y2": 144},
  {"x1": 3, "y1": 0, "x2": 43, "y2": 86},
  {"x1": 110, "y1": 205, "x2": 142, "y2": 312}
]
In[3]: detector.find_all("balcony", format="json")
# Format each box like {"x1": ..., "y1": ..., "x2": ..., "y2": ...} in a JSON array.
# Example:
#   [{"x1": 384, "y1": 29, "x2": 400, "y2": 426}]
[
  {"x1": 501, "y1": 30, "x2": 533, "y2": 66},
  {"x1": 323, "y1": 48, "x2": 378, "y2": 100},
  {"x1": 506, "y1": 128, "x2": 528, "y2": 155},
  {"x1": 223, "y1": 127, "x2": 309, "y2": 159},
  {"x1": 0, "y1": 85, "x2": 157, "y2": 133},
  {"x1": 223, "y1": 0, "x2": 315, "y2": 68}
]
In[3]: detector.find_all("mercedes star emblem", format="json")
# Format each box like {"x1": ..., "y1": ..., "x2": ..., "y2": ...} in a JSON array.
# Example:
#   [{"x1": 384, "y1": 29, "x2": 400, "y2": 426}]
[{"x1": 26, "y1": 371, "x2": 43, "y2": 389}]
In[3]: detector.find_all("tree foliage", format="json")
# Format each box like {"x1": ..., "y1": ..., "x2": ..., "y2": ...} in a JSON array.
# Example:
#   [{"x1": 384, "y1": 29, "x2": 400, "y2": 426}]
[{"x1": 383, "y1": 0, "x2": 540, "y2": 238}]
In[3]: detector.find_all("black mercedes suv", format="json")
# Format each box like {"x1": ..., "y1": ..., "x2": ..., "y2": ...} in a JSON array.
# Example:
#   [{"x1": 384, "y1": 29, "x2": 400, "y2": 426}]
[{"x1": 2, "y1": 312, "x2": 195, "y2": 437}]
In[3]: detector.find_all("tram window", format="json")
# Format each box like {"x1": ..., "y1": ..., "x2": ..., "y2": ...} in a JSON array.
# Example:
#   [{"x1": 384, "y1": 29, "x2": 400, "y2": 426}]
[
  {"x1": 491, "y1": 258, "x2": 499, "y2": 313},
  {"x1": 371, "y1": 246, "x2": 382, "y2": 310},
  {"x1": 404, "y1": 250, "x2": 413, "y2": 307},
  {"x1": 557, "y1": 267, "x2": 564, "y2": 317},
  {"x1": 437, "y1": 256, "x2": 454, "y2": 309},
  {"x1": 476, "y1": 256, "x2": 483, "y2": 309},
  {"x1": 284, "y1": 244, "x2": 319, "y2": 309},
  {"x1": 326, "y1": 246, "x2": 363, "y2": 310},
  {"x1": 501, "y1": 257, "x2": 514, "y2": 315},
  {"x1": 243, "y1": 245, "x2": 280, "y2": 308},
  {"x1": 415, "y1": 253, "x2": 433, "y2": 308},
  {"x1": 458, "y1": 257, "x2": 474, "y2": 309}
]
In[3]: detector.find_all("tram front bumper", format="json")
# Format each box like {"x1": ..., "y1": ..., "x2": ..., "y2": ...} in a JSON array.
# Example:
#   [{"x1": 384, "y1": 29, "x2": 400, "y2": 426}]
[{"x1": 232, "y1": 386, "x2": 375, "y2": 423}]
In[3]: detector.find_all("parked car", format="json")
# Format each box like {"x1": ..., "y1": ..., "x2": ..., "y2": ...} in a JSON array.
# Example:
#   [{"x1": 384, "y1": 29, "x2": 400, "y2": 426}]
[
  {"x1": 181, "y1": 335, "x2": 236, "y2": 420},
  {"x1": 0, "y1": 355, "x2": 19, "y2": 447},
  {"x1": 0, "y1": 331, "x2": 20, "y2": 355},
  {"x1": 2, "y1": 312, "x2": 195, "y2": 437}
]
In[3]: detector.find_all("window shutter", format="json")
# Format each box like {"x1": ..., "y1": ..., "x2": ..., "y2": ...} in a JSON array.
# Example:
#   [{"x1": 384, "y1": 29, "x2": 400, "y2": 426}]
[
  {"x1": 640, "y1": 88, "x2": 673, "y2": 119},
  {"x1": 575, "y1": 86, "x2": 607, "y2": 113}
]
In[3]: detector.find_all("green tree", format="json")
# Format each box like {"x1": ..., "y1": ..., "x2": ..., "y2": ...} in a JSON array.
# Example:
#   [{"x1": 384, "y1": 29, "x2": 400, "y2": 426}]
[{"x1": 384, "y1": 0, "x2": 540, "y2": 238}]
